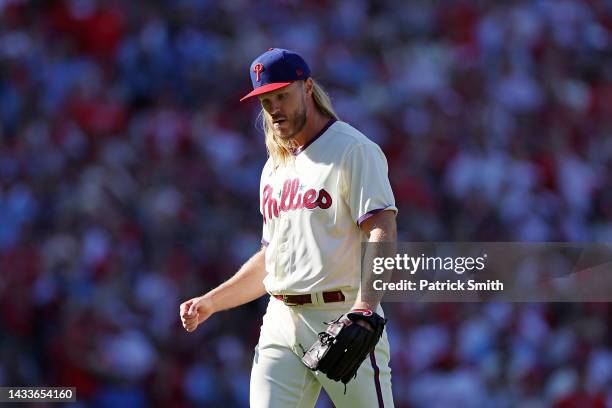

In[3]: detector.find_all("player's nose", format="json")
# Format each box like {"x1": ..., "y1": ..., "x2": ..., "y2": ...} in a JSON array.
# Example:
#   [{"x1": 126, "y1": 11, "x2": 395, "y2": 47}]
[{"x1": 269, "y1": 99, "x2": 284, "y2": 115}]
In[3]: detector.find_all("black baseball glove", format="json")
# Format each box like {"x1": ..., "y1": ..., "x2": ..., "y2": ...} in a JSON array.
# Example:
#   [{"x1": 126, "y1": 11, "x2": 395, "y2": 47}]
[{"x1": 301, "y1": 309, "x2": 387, "y2": 385}]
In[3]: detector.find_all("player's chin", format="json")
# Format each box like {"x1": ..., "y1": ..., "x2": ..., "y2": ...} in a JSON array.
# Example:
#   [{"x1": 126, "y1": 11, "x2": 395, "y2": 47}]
[{"x1": 274, "y1": 129, "x2": 293, "y2": 140}]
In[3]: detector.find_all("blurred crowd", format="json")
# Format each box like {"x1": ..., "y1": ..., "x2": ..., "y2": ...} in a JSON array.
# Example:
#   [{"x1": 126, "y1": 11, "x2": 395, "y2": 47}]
[{"x1": 0, "y1": 0, "x2": 611, "y2": 407}]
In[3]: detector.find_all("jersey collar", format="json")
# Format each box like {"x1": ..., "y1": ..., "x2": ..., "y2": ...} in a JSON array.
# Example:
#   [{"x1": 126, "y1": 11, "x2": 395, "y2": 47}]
[{"x1": 292, "y1": 118, "x2": 337, "y2": 156}]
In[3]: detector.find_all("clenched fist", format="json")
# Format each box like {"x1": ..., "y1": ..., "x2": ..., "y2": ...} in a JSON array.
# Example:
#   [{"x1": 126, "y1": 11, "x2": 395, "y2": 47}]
[{"x1": 179, "y1": 295, "x2": 215, "y2": 332}]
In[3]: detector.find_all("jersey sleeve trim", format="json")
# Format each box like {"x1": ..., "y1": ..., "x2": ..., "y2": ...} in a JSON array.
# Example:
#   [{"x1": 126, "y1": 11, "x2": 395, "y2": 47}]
[{"x1": 356, "y1": 205, "x2": 398, "y2": 227}]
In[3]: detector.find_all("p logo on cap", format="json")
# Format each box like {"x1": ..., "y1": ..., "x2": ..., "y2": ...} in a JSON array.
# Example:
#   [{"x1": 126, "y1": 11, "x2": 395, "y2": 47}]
[
  {"x1": 240, "y1": 48, "x2": 311, "y2": 102},
  {"x1": 253, "y1": 63, "x2": 264, "y2": 82}
]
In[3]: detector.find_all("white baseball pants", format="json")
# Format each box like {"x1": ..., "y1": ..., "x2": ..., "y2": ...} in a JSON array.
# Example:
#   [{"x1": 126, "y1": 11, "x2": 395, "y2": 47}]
[{"x1": 250, "y1": 294, "x2": 394, "y2": 408}]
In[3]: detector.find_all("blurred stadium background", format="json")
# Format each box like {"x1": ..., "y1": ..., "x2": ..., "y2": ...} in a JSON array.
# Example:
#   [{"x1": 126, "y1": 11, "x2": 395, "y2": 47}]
[{"x1": 0, "y1": 0, "x2": 611, "y2": 407}]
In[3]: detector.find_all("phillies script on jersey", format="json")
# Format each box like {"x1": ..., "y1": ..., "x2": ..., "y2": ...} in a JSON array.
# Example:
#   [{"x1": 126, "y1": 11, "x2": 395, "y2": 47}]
[{"x1": 262, "y1": 178, "x2": 332, "y2": 223}]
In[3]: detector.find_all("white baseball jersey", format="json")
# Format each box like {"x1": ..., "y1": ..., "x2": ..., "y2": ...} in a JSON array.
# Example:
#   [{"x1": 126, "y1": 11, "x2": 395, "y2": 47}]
[{"x1": 259, "y1": 119, "x2": 397, "y2": 294}]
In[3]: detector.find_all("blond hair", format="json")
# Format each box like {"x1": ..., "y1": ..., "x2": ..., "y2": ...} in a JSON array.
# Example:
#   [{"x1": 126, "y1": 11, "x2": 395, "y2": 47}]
[{"x1": 258, "y1": 79, "x2": 339, "y2": 168}]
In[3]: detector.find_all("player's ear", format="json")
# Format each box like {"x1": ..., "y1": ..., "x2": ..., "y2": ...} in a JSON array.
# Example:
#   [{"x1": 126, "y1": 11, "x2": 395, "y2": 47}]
[{"x1": 303, "y1": 78, "x2": 314, "y2": 96}]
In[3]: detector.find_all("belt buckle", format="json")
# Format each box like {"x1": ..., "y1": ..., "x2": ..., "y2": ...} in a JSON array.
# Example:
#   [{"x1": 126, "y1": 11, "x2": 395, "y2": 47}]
[{"x1": 283, "y1": 294, "x2": 298, "y2": 306}]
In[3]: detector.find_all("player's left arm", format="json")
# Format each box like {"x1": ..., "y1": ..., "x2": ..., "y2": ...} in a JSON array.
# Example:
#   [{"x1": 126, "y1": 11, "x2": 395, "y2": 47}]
[{"x1": 353, "y1": 209, "x2": 397, "y2": 312}]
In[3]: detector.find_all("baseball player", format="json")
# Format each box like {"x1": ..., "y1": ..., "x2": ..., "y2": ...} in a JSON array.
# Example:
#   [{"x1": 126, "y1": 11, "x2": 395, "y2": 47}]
[{"x1": 180, "y1": 48, "x2": 397, "y2": 408}]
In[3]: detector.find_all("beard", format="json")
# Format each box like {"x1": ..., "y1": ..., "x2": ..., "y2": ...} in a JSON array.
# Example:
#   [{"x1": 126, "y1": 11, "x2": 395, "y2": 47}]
[{"x1": 272, "y1": 99, "x2": 308, "y2": 141}]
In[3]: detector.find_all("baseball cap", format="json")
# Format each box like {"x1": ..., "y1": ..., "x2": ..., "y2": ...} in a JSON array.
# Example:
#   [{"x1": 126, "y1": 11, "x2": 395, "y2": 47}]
[{"x1": 240, "y1": 48, "x2": 311, "y2": 102}]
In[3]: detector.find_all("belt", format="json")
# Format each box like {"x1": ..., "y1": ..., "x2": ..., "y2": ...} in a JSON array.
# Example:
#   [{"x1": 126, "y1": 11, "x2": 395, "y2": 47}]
[{"x1": 273, "y1": 290, "x2": 345, "y2": 306}]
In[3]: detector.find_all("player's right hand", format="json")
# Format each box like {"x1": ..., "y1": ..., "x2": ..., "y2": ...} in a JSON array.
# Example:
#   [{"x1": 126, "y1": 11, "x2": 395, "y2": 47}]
[{"x1": 179, "y1": 295, "x2": 215, "y2": 332}]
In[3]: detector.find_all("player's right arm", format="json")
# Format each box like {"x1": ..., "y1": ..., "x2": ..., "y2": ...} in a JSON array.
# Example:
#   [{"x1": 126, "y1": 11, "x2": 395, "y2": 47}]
[{"x1": 180, "y1": 246, "x2": 268, "y2": 332}]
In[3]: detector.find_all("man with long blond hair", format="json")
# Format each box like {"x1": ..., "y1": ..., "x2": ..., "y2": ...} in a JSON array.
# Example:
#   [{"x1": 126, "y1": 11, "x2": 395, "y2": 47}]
[{"x1": 180, "y1": 48, "x2": 396, "y2": 407}]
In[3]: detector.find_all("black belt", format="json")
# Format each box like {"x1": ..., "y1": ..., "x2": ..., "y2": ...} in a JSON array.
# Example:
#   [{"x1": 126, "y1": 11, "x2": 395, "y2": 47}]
[{"x1": 273, "y1": 291, "x2": 345, "y2": 305}]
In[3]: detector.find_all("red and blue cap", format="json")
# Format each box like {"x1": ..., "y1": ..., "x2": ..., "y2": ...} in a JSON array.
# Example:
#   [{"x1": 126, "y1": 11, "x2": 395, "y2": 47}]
[{"x1": 240, "y1": 48, "x2": 311, "y2": 102}]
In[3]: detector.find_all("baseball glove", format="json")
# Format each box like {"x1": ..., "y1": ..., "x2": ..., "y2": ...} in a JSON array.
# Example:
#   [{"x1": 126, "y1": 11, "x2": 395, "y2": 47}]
[{"x1": 301, "y1": 309, "x2": 387, "y2": 386}]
